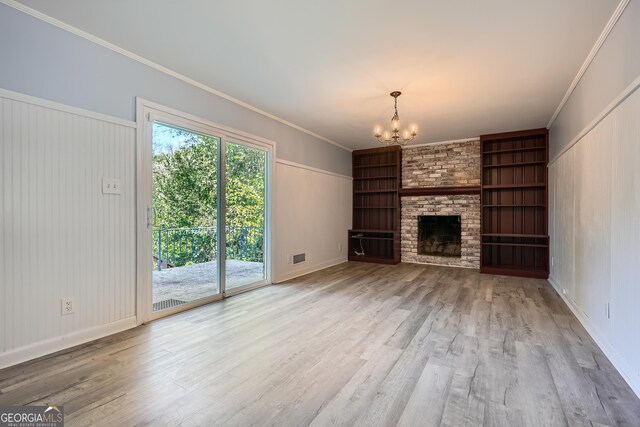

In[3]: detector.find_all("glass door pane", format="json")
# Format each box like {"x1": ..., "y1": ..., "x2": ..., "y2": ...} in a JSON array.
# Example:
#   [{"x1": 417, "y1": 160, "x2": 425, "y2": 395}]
[
  {"x1": 151, "y1": 123, "x2": 220, "y2": 312},
  {"x1": 225, "y1": 141, "x2": 267, "y2": 291}
]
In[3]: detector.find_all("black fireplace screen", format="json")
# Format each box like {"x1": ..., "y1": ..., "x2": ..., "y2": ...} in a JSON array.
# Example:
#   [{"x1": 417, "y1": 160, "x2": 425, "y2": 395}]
[{"x1": 418, "y1": 215, "x2": 461, "y2": 257}]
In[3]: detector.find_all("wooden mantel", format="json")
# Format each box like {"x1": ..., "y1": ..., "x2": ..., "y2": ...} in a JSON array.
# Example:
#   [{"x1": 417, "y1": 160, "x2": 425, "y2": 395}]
[{"x1": 399, "y1": 185, "x2": 481, "y2": 197}]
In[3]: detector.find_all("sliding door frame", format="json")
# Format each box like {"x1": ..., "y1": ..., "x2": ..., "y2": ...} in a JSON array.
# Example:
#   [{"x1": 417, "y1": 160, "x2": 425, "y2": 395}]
[
  {"x1": 135, "y1": 98, "x2": 275, "y2": 324},
  {"x1": 223, "y1": 137, "x2": 272, "y2": 298}
]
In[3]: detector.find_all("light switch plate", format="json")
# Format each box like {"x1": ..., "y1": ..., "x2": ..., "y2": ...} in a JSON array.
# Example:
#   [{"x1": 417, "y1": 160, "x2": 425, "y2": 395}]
[{"x1": 102, "y1": 178, "x2": 122, "y2": 195}]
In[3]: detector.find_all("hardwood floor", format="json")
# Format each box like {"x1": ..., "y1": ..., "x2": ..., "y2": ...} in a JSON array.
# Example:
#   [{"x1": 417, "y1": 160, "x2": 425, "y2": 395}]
[{"x1": 1, "y1": 262, "x2": 639, "y2": 426}]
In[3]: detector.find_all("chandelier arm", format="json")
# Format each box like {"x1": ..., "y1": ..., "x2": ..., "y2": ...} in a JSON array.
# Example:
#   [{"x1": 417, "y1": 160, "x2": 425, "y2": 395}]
[{"x1": 378, "y1": 137, "x2": 392, "y2": 146}]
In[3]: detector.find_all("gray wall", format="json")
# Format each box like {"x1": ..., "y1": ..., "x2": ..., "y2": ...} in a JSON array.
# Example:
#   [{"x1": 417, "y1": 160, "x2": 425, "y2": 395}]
[
  {"x1": 0, "y1": 3, "x2": 351, "y2": 176},
  {"x1": 549, "y1": 0, "x2": 640, "y2": 160}
]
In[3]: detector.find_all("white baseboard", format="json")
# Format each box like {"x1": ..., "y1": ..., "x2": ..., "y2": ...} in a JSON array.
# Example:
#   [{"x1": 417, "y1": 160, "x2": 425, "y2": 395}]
[
  {"x1": 548, "y1": 276, "x2": 640, "y2": 398},
  {"x1": 275, "y1": 257, "x2": 347, "y2": 283},
  {"x1": 0, "y1": 316, "x2": 137, "y2": 369}
]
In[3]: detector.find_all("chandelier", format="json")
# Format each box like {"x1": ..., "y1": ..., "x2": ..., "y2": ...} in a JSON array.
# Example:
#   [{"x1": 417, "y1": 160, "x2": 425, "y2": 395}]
[{"x1": 374, "y1": 91, "x2": 418, "y2": 145}]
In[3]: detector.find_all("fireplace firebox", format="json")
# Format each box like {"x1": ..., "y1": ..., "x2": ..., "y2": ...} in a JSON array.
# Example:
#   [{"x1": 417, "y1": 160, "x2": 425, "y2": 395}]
[{"x1": 418, "y1": 215, "x2": 462, "y2": 257}]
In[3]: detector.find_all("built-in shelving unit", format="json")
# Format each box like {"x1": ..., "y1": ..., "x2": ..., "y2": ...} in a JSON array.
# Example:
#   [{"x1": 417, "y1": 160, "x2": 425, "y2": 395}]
[
  {"x1": 348, "y1": 146, "x2": 401, "y2": 264},
  {"x1": 480, "y1": 128, "x2": 549, "y2": 278}
]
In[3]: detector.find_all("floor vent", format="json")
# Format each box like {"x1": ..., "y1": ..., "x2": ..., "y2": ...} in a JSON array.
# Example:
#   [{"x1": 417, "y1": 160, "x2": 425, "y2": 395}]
[
  {"x1": 153, "y1": 298, "x2": 187, "y2": 312},
  {"x1": 293, "y1": 253, "x2": 306, "y2": 264}
]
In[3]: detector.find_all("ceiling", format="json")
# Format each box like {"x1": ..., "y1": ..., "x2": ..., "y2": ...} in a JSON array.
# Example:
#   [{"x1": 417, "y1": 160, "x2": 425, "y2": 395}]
[{"x1": 16, "y1": 0, "x2": 619, "y2": 150}]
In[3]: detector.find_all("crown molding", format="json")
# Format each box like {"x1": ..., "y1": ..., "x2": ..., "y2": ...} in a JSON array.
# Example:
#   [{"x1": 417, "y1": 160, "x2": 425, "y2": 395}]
[
  {"x1": 546, "y1": 0, "x2": 630, "y2": 129},
  {"x1": 0, "y1": 0, "x2": 352, "y2": 153}
]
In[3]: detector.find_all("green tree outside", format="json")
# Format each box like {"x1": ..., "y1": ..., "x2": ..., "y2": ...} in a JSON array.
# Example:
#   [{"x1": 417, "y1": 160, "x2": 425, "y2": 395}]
[{"x1": 152, "y1": 123, "x2": 265, "y2": 267}]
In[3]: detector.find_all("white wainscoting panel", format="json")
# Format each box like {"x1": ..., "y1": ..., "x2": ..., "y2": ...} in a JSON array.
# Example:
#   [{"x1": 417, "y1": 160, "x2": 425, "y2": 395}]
[
  {"x1": 551, "y1": 149, "x2": 576, "y2": 301},
  {"x1": 610, "y1": 87, "x2": 640, "y2": 385},
  {"x1": 574, "y1": 121, "x2": 611, "y2": 336},
  {"x1": 0, "y1": 91, "x2": 136, "y2": 367},
  {"x1": 274, "y1": 160, "x2": 351, "y2": 283},
  {"x1": 549, "y1": 85, "x2": 640, "y2": 396}
]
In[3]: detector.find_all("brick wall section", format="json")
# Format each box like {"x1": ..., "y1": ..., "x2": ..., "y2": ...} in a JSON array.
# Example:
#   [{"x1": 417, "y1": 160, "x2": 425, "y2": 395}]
[
  {"x1": 401, "y1": 140, "x2": 481, "y2": 268},
  {"x1": 402, "y1": 140, "x2": 481, "y2": 188}
]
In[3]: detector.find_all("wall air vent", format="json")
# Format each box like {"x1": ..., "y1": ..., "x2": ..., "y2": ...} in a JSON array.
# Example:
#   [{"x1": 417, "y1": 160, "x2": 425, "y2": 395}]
[{"x1": 292, "y1": 253, "x2": 306, "y2": 264}]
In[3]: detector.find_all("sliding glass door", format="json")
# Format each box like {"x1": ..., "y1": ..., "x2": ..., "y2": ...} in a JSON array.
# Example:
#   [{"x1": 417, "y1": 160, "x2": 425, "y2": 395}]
[
  {"x1": 151, "y1": 123, "x2": 221, "y2": 313},
  {"x1": 138, "y1": 100, "x2": 272, "y2": 320},
  {"x1": 225, "y1": 141, "x2": 268, "y2": 293}
]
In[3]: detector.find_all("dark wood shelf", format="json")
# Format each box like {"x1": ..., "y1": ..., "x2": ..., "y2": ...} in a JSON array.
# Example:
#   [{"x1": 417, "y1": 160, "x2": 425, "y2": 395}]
[
  {"x1": 350, "y1": 229, "x2": 397, "y2": 234},
  {"x1": 349, "y1": 235, "x2": 394, "y2": 241},
  {"x1": 348, "y1": 255, "x2": 399, "y2": 265},
  {"x1": 482, "y1": 233, "x2": 548, "y2": 238},
  {"x1": 482, "y1": 161, "x2": 546, "y2": 168},
  {"x1": 399, "y1": 185, "x2": 481, "y2": 197},
  {"x1": 353, "y1": 163, "x2": 397, "y2": 169},
  {"x1": 482, "y1": 146, "x2": 546, "y2": 155},
  {"x1": 480, "y1": 128, "x2": 549, "y2": 278},
  {"x1": 482, "y1": 204, "x2": 546, "y2": 208},
  {"x1": 354, "y1": 206, "x2": 398, "y2": 209},
  {"x1": 480, "y1": 266, "x2": 549, "y2": 279},
  {"x1": 481, "y1": 242, "x2": 548, "y2": 248},
  {"x1": 353, "y1": 175, "x2": 398, "y2": 180},
  {"x1": 350, "y1": 146, "x2": 401, "y2": 265},
  {"x1": 482, "y1": 183, "x2": 545, "y2": 189},
  {"x1": 353, "y1": 189, "x2": 398, "y2": 194}
]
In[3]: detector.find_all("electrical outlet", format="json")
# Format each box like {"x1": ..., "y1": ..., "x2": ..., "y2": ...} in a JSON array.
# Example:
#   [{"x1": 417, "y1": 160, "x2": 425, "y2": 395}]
[
  {"x1": 61, "y1": 297, "x2": 75, "y2": 315},
  {"x1": 287, "y1": 254, "x2": 292, "y2": 264},
  {"x1": 562, "y1": 288, "x2": 567, "y2": 295},
  {"x1": 551, "y1": 257, "x2": 554, "y2": 267},
  {"x1": 338, "y1": 243, "x2": 343, "y2": 252}
]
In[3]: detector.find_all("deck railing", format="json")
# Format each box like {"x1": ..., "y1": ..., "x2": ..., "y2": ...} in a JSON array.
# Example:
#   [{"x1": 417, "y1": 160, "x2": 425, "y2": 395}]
[{"x1": 153, "y1": 225, "x2": 264, "y2": 270}]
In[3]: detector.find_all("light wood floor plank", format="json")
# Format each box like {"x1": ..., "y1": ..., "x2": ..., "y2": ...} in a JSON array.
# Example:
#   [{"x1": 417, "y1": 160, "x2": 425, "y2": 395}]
[{"x1": 396, "y1": 362, "x2": 454, "y2": 427}]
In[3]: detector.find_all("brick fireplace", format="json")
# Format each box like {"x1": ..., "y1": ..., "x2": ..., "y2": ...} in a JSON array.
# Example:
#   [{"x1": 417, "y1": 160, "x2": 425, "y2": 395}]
[{"x1": 400, "y1": 140, "x2": 481, "y2": 268}]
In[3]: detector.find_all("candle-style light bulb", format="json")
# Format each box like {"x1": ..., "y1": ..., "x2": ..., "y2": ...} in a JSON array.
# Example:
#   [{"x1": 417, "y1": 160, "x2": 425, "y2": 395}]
[
  {"x1": 383, "y1": 131, "x2": 391, "y2": 141},
  {"x1": 374, "y1": 126, "x2": 382, "y2": 137}
]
